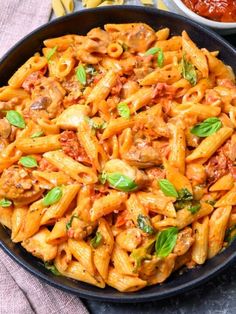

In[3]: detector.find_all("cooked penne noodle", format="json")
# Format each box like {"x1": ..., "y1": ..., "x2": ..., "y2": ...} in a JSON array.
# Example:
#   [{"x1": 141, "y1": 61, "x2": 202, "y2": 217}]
[
  {"x1": 43, "y1": 151, "x2": 97, "y2": 184},
  {"x1": 186, "y1": 127, "x2": 233, "y2": 163},
  {"x1": 90, "y1": 191, "x2": 127, "y2": 221},
  {"x1": 208, "y1": 206, "x2": 232, "y2": 258},
  {"x1": 8, "y1": 55, "x2": 47, "y2": 88},
  {"x1": 209, "y1": 174, "x2": 234, "y2": 192},
  {"x1": 93, "y1": 218, "x2": 114, "y2": 280},
  {"x1": 192, "y1": 216, "x2": 209, "y2": 265},
  {"x1": 16, "y1": 135, "x2": 61, "y2": 154},
  {"x1": 41, "y1": 184, "x2": 80, "y2": 225},
  {"x1": 215, "y1": 185, "x2": 236, "y2": 207},
  {"x1": 68, "y1": 238, "x2": 95, "y2": 276},
  {"x1": 47, "y1": 219, "x2": 67, "y2": 245},
  {"x1": 106, "y1": 267, "x2": 147, "y2": 292}
]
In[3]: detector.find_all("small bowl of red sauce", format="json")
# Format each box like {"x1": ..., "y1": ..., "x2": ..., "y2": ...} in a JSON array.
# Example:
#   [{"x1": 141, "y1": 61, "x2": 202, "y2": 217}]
[{"x1": 172, "y1": 0, "x2": 236, "y2": 34}]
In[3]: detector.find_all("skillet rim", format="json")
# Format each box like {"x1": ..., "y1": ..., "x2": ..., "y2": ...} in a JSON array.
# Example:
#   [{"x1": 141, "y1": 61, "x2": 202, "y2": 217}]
[{"x1": 0, "y1": 5, "x2": 236, "y2": 302}]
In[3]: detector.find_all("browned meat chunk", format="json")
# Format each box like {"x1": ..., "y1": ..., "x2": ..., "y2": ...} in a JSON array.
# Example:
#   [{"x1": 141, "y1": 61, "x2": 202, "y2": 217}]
[
  {"x1": 173, "y1": 227, "x2": 194, "y2": 256},
  {"x1": 0, "y1": 97, "x2": 19, "y2": 111},
  {"x1": 0, "y1": 118, "x2": 11, "y2": 139},
  {"x1": 0, "y1": 166, "x2": 43, "y2": 204},
  {"x1": 31, "y1": 77, "x2": 66, "y2": 118},
  {"x1": 124, "y1": 144, "x2": 162, "y2": 168},
  {"x1": 104, "y1": 23, "x2": 156, "y2": 53},
  {"x1": 123, "y1": 140, "x2": 169, "y2": 169},
  {"x1": 206, "y1": 136, "x2": 236, "y2": 183}
]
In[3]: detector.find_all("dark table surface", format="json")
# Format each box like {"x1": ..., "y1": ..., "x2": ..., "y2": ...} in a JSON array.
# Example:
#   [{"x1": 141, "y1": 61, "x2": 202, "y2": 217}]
[{"x1": 84, "y1": 32, "x2": 236, "y2": 314}]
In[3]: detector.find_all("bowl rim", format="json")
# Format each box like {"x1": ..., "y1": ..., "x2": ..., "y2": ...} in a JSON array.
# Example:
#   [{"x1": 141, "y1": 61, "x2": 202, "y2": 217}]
[
  {"x1": 172, "y1": 0, "x2": 236, "y2": 29},
  {"x1": 0, "y1": 5, "x2": 236, "y2": 302}
]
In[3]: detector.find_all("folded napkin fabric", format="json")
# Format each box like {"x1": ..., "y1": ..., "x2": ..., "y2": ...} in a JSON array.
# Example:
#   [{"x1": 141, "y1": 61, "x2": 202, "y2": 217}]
[
  {"x1": 0, "y1": 1, "x2": 88, "y2": 312},
  {"x1": 0, "y1": 0, "x2": 52, "y2": 58},
  {"x1": 0, "y1": 248, "x2": 88, "y2": 314}
]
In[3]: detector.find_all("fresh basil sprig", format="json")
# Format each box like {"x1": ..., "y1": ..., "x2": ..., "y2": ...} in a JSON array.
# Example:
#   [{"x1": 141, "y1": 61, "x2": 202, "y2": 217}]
[
  {"x1": 6, "y1": 110, "x2": 25, "y2": 129},
  {"x1": 90, "y1": 232, "x2": 103, "y2": 248},
  {"x1": 31, "y1": 131, "x2": 44, "y2": 138},
  {"x1": 99, "y1": 172, "x2": 108, "y2": 184},
  {"x1": 46, "y1": 46, "x2": 57, "y2": 61},
  {"x1": 66, "y1": 214, "x2": 79, "y2": 231},
  {"x1": 44, "y1": 262, "x2": 60, "y2": 276},
  {"x1": 144, "y1": 47, "x2": 164, "y2": 67},
  {"x1": 188, "y1": 201, "x2": 201, "y2": 214},
  {"x1": 117, "y1": 102, "x2": 130, "y2": 119},
  {"x1": 181, "y1": 54, "x2": 197, "y2": 85},
  {"x1": 19, "y1": 156, "x2": 38, "y2": 168},
  {"x1": 76, "y1": 65, "x2": 87, "y2": 85},
  {"x1": 159, "y1": 179, "x2": 178, "y2": 198},
  {"x1": 155, "y1": 227, "x2": 178, "y2": 258},
  {"x1": 42, "y1": 187, "x2": 63, "y2": 206},
  {"x1": 103, "y1": 172, "x2": 138, "y2": 192},
  {"x1": 137, "y1": 214, "x2": 154, "y2": 235},
  {"x1": 131, "y1": 238, "x2": 155, "y2": 271},
  {"x1": 0, "y1": 198, "x2": 12, "y2": 207},
  {"x1": 177, "y1": 188, "x2": 193, "y2": 201},
  {"x1": 85, "y1": 117, "x2": 107, "y2": 130},
  {"x1": 190, "y1": 117, "x2": 222, "y2": 137}
]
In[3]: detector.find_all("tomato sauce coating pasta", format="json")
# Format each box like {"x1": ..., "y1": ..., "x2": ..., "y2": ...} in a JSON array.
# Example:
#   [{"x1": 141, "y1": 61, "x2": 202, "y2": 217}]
[{"x1": 0, "y1": 23, "x2": 235, "y2": 292}]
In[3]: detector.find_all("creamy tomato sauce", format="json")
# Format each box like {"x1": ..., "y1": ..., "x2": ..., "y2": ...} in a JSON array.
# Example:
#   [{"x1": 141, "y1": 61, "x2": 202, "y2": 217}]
[{"x1": 182, "y1": 0, "x2": 236, "y2": 22}]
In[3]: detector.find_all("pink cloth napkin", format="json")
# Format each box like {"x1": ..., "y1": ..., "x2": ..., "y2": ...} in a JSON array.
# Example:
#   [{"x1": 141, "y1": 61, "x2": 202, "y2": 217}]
[
  {"x1": 0, "y1": 0, "x2": 52, "y2": 58},
  {"x1": 0, "y1": 1, "x2": 89, "y2": 312},
  {"x1": 0, "y1": 249, "x2": 88, "y2": 313}
]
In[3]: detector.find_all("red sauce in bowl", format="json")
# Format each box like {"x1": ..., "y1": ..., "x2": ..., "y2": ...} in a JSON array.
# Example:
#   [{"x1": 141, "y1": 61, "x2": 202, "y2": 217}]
[{"x1": 182, "y1": 0, "x2": 236, "y2": 22}]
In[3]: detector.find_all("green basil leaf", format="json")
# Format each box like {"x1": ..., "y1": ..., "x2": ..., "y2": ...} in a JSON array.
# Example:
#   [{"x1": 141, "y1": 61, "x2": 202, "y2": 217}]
[
  {"x1": 188, "y1": 201, "x2": 201, "y2": 214},
  {"x1": 107, "y1": 173, "x2": 138, "y2": 192},
  {"x1": 122, "y1": 43, "x2": 129, "y2": 51},
  {"x1": 89, "y1": 119, "x2": 107, "y2": 130},
  {"x1": 31, "y1": 131, "x2": 44, "y2": 138},
  {"x1": 144, "y1": 47, "x2": 164, "y2": 68},
  {"x1": 155, "y1": 227, "x2": 178, "y2": 258},
  {"x1": 225, "y1": 225, "x2": 236, "y2": 244},
  {"x1": 66, "y1": 214, "x2": 79, "y2": 231},
  {"x1": 90, "y1": 231, "x2": 103, "y2": 248},
  {"x1": 159, "y1": 179, "x2": 178, "y2": 198},
  {"x1": 76, "y1": 65, "x2": 87, "y2": 85},
  {"x1": 205, "y1": 200, "x2": 216, "y2": 206},
  {"x1": 19, "y1": 156, "x2": 38, "y2": 168},
  {"x1": 190, "y1": 117, "x2": 222, "y2": 137},
  {"x1": 137, "y1": 214, "x2": 154, "y2": 235},
  {"x1": 46, "y1": 46, "x2": 58, "y2": 61},
  {"x1": 117, "y1": 102, "x2": 130, "y2": 119},
  {"x1": 44, "y1": 262, "x2": 60, "y2": 276},
  {"x1": 0, "y1": 198, "x2": 12, "y2": 207},
  {"x1": 99, "y1": 172, "x2": 108, "y2": 184},
  {"x1": 174, "y1": 200, "x2": 190, "y2": 211},
  {"x1": 157, "y1": 48, "x2": 164, "y2": 68},
  {"x1": 131, "y1": 238, "x2": 155, "y2": 272},
  {"x1": 181, "y1": 54, "x2": 197, "y2": 86},
  {"x1": 144, "y1": 47, "x2": 159, "y2": 56},
  {"x1": 177, "y1": 188, "x2": 193, "y2": 201},
  {"x1": 43, "y1": 187, "x2": 63, "y2": 206},
  {"x1": 6, "y1": 110, "x2": 25, "y2": 129}
]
